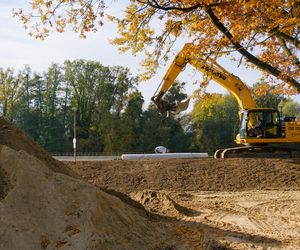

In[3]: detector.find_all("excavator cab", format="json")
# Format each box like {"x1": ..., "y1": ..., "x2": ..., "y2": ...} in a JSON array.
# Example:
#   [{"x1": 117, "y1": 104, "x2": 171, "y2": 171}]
[{"x1": 239, "y1": 109, "x2": 282, "y2": 139}]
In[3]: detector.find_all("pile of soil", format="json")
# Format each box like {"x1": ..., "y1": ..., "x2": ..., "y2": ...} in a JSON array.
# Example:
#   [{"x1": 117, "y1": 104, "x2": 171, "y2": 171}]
[
  {"x1": 1, "y1": 146, "x2": 186, "y2": 249},
  {"x1": 67, "y1": 158, "x2": 300, "y2": 193},
  {"x1": 0, "y1": 118, "x2": 76, "y2": 178}
]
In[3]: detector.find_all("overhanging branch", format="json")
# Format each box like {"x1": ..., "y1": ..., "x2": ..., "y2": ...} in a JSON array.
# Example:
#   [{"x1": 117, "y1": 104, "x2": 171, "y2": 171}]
[
  {"x1": 279, "y1": 38, "x2": 300, "y2": 68},
  {"x1": 136, "y1": 0, "x2": 219, "y2": 12},
  {"x1": 205, "y1": 7, "x2": 300, "y2": 92},
  {"x1": 273, "y1": 29, "x2": 300, "y2": 50}
]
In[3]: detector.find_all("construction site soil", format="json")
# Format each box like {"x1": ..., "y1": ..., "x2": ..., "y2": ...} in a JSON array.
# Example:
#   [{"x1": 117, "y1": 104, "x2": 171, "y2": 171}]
[
  {"x1": 1, "y1": 117, "x2": 300, "y2": 250},
  {"x1": 67, "y1": 158, "x2": 300, "y2": 192}
]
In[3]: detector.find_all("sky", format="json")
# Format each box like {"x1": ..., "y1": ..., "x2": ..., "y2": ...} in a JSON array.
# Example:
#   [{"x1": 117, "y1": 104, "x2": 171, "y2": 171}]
[{"x1": 0, "y1": 1, "x2": 299, "y2": 108}]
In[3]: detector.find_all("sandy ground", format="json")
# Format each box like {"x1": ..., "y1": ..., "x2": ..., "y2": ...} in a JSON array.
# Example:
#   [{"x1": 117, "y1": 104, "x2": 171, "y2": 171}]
[
  {"x1": 67, "y1": 158, "x2": 300, "y2": 192},
  {"x1": 1, "y1": 117, "x2": 300, "y2": 249},
  {"x1": 67, "y1": 159, "x2": 300, "y2": 249}
]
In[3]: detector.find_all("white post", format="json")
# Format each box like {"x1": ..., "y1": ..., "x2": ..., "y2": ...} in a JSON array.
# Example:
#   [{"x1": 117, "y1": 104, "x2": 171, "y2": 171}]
[{"x1": 73, "y1": 108, "x2": 77, "y2": 162}]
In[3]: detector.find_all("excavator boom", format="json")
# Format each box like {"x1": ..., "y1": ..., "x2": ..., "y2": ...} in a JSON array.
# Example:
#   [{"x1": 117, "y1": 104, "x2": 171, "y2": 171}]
[{"x1": 152, "y1": 43, "x2": 256, "y2": 113}]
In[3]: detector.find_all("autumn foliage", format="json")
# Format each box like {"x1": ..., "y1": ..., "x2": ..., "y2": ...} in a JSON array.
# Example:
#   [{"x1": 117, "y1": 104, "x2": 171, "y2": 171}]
[
  {"x1": 13, "y1": 0, "x2": 105, "y2": 39},
  {"x1": 14, "y1": 0, "x2": 300, "y2": 93}
]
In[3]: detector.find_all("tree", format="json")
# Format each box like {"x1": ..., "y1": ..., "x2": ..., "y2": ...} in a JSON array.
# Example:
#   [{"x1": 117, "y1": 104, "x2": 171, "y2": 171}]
[
  {"x1": 140, "y1": 105, "x2": 191, "y2": 153},
  {"x1": 14, "y1": 70, "x2": 45, "y2": 141},
  {"x1": 191, "y1": 93, "x2": 239, "y2": 154},
  {"x1": 0, "y1": 68, "x2": 21, "y2": 121},
  {"x1": 29, "y1": 72, "x2": 46, "y2": 142},
  {"x1": 139, "y1": 80, "x2": 191, "y2": 153},
  {"x1": 279, "y1": 99, "x2": 300, "y2": 117},
  {"x1": 1, "y1": 60, "x2": 196, "y2": 154},
  {"x1": 16, "y1": 0, "x2": 300, "y2": 93},
  {"x1": 63, "y1": 60, "x2": 139, "y2": 153},
  {"x1": 39, "y1": 63, "x2": 67, "y2": 151},
  {"x1": 164, "y1": 81, "x2": 188, "y2": 104},
  {"x1": 97, "y1": 67, "x2": 139, "y2": 154},
  {"x1": 122, "y1": 91, "x2": 144, "y2": 152},
  {"x1": 252, "y1": 82, "x2": 287, "y2": 109}
]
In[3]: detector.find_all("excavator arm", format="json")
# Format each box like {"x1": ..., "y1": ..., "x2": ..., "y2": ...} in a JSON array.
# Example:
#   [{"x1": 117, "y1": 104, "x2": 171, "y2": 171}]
[
  {"x1": 151, "y1": 43, "x2": 256, "y2": 114},
  {"x1": 151, "y1": 49, "x2": 189, "y2": 114}
]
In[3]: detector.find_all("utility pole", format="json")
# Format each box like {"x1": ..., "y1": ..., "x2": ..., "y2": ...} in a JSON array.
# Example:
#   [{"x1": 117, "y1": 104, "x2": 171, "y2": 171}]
[{"x1": 73, "y1": 107, "x2": 77, "y2": 162}]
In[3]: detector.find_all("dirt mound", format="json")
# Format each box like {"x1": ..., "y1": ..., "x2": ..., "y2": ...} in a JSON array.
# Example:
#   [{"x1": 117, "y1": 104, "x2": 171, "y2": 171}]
[
  {"x1": 1, "y1": 146, "x2": 199, "y2": 249},
  {"x1": 130, "y1": 190, "x2": 180, "y2": 216},
  {"x1": 0, "y1": 118, "x2": 76, "y2": 178},
  {"x1": 130, "y1": 190, "x2": 201, "y2": 218},
  {"x1": 67, "y1": 158, "x2": 300, "y2": 193}
]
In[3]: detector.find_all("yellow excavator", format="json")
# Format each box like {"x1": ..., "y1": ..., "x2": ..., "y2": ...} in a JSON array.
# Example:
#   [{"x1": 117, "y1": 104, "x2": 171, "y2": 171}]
[{"x1": 151, "y1": 43, "x2": 300, "y2": 158}]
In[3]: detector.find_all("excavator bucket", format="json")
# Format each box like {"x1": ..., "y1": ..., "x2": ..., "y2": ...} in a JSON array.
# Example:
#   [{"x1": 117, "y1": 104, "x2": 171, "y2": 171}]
[
  {"x1": 173, "y1": 98, "x2": 190, "y2": 114},
  {"x1": 151, "y1": 92, "x2": 190, "y2": 115}
]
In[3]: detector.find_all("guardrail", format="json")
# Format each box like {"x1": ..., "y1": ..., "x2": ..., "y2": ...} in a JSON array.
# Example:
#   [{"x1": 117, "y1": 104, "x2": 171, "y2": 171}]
[
  {"x1": 53, "y1": 152, "x2": 209, "y2": 161},
  {"x1": 53, "y1": 155, "x2": 122, "y2": 161},
  {"x1": 51, "y1": 152, "x2": 124, "y2": 157}
]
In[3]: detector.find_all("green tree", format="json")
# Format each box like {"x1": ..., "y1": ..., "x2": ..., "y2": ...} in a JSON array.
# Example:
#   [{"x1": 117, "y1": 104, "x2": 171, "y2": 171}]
[
  {"x1": 63, "y1": 60, "x2": 109, "y2": 152},
  {"x1": 63, "y1": 60, "x2": 139, "y2": 154},
  {"x1": 121, "y1": 91, "x2": 144, "y2": 152},
  {"x1": 279, "y1": 99, "x2": 300, "y2": 117},
  {"x1": 13, "y1": 67, "x2": 41, "y2": 140},
  {"x1": 253, "y1": 83, "x2": 287, "y2": 109},
  {"x1": 164, "y1": 81, "x2": 188, "y2": 104},
  {"x1": 98, "y1": 67, "x2": 139, "y2": 154},
  {"x1": 0, "y1": 68, "x2": 21, "y2": 121},
  {"x1": 191, "y1": 93, "x2": 239, "y2": 155},
  {"x1": 39, "y1": 64, "x2": 67, "y2": 152},
  {"x1": 139, "y1": 81, "x2": 191, "y2": 153},
  {"x1": 26, "y1": 72, "x2": 44, "y2": 141}
]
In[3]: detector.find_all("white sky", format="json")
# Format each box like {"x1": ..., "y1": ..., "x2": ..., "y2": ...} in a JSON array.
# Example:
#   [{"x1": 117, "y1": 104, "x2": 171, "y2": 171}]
[{"x1": 0, "y1": 0, "x2": 299, "y2": 107}]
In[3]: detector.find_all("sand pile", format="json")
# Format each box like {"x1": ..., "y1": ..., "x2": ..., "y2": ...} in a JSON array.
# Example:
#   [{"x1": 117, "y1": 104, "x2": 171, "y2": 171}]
[
  {"x1": 1, "y1": 147, "x2": 188, "y2": 249},
  {"x1": 0, "y1": 118, "x2": 76, "y2": 178},
  {"x1": 0, "y1": 118, "x2": 196, "y2": 249}
]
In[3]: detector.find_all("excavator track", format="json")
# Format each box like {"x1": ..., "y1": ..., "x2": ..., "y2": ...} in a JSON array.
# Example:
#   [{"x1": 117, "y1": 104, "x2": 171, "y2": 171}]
[{"x1": 214, "y1": 145, "x2": 300, "y2": 159}]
